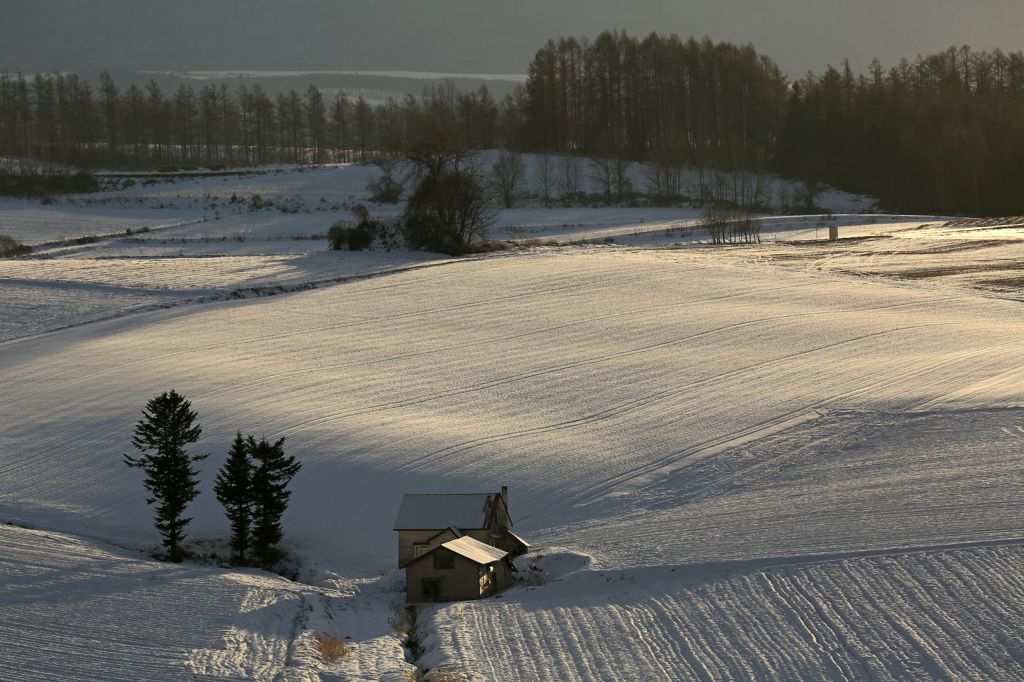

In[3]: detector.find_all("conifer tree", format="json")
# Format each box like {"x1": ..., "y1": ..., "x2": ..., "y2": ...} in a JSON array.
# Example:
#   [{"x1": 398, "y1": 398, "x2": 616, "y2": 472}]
[
  {"x1": 248, "y1": 436, "x2": 301, "y2": 565},
  {"x1": 123, "y1": 390, "x2": 208, "y2": 562},
  {"x1": 214, "y1": 432, "x2": 253, "y2": 565}
]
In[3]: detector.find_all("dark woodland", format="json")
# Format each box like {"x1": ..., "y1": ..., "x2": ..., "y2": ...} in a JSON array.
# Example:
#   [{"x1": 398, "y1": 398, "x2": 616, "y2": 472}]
[{"x1": 2, "y1": 32, "x2": 1023, "y2": 215}]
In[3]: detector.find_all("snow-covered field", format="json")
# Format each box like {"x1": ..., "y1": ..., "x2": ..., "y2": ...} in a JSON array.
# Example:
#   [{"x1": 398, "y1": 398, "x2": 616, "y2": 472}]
[{"x1": 3, "y1": 163, "x2": 1024, "y2": 680}]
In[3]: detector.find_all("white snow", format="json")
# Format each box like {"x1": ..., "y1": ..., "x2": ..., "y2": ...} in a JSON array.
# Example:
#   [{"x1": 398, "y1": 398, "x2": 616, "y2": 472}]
[
  {"x1": 394, "y1": 493, "x2": 500, "y2": 530},
  {"x1": 3, "y1": 162, "x2": 1024, "y2": 680}
]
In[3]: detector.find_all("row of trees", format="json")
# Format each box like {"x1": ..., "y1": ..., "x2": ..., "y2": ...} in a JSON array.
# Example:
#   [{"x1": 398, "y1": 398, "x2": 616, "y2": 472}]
[
  {"x1": 0, "y1": 69, "x2": 521, "y2": 171},
  {"x1": 4, "y1": 35, "x2": 1024, "y2": 214},
  {"x1": 520, "y1": 33, "x2": 786, "y2": 174},
  {"x1": 123, "y1": 390, "x2": 301, "y2": 566}
]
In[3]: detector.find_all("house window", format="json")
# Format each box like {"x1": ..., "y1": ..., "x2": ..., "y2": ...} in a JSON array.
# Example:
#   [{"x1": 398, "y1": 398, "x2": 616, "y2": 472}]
[
  {"x1": 414, "y1": 544, "x2": 427, "y2": 558},
  {"x1": 433, "y1": 552, "x2": 455, "y2": 570}
]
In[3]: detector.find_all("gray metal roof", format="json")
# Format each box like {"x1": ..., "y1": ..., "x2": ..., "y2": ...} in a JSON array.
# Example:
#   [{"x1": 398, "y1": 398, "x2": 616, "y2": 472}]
[
  {"x1": 440, "y1": 536, "x2": 508, "y2": 565},
  {"x1": 393, "y1": 493, "x2": 500, "y2": 530}
]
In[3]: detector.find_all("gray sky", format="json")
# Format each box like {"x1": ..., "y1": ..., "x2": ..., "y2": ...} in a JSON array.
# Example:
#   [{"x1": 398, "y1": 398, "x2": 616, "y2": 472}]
[{"x1": 3, "y1": 0, "x2": 1022, "y2": 78}]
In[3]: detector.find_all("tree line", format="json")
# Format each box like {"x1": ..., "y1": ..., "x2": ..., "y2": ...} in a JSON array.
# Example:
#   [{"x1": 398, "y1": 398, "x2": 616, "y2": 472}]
[
  {"x1": 775, "y1": 47, "x2": 1024, "y2": 216},
  {"x1": 519, "y1": 34, "x2": 1024, "y2": 215},
  {"x1": 3, "y1": 34, "x2": 1024, "y2": 215},
  {"x1": 0, "y1": 69, "x2": 518, "y2": 172},
  {"x1": 519, "y1": 33, "x2": 786, "y2": 175},
  {"x1": 124, "y1": 390, "x2": 301, "y2": 567}
]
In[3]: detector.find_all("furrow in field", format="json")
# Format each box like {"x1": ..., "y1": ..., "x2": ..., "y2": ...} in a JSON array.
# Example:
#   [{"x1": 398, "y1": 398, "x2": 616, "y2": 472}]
[
  {"x1": 425, "y1": 545, "x2": 1024, "y2": 681},
  {"x1": 4, "y1": 249, "x2": 1024, "y2": 569}
]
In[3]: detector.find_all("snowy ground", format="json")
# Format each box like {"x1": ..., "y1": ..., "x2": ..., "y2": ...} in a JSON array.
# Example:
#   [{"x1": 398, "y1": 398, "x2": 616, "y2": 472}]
[{"x1": 3, "y1": 163, "x2": 1024, "y2": 680}]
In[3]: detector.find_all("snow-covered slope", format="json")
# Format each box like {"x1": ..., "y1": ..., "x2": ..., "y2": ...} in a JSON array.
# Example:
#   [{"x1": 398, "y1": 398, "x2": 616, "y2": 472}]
[
  {"x1": 4, "y1": 246, "x2": 1024, "y2": 566},
  {"x1": 4, "y1": 165, "x2": 1024, "y2": 680},
  {"x1": 422, "y1": 543, "x2": 1024, "y2": 681}
]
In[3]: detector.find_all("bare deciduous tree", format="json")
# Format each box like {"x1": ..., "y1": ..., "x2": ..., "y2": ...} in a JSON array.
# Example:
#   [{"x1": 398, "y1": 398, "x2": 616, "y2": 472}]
[
  {"x1": 366, "y1": 157, "x2": 406, "y2": 203},
  {"x1": 403, "y1": 128, "x2": 496, "y2": 253},
  {"x1": 534, "y1": 153, "x2": 554, "y2": 206},
  {"x1": 557, "y1": 154, "x2": 583, "y2": 205},
  {"x1": 491, "y1": 149, "x2": 525, "y2": 209}
]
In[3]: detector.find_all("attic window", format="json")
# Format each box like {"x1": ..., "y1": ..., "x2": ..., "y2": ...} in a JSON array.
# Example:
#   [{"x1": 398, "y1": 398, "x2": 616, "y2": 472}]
[{"x1": 433, "y1": 552, "x2": 455, "y2": 570}]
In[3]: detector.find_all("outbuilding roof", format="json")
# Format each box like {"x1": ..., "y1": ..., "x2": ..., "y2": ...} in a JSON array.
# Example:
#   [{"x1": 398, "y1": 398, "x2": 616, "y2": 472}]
[
  {"x1": 393, "y1": 493, "x2": 505, "y2": 530},
  {"x1": 439, "y1": 536, "x2": 508, "y2": 565}
]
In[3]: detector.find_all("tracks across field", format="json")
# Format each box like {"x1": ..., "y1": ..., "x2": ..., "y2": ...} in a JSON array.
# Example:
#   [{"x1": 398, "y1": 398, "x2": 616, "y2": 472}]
[{"x1": 430, "y1": 541, "x2": 1024, "y2": 681}]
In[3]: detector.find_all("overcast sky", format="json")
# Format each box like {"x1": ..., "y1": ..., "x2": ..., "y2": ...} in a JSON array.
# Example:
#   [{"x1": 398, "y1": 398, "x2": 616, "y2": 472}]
[{"x1": 3, "y1": 0, "x2": 1022, "y2": 78}]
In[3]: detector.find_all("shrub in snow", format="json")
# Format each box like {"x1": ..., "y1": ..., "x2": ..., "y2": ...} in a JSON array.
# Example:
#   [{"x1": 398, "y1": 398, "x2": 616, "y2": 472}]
[
  {"x1": 0, "y1": 234, "x2": 31, "y2": 257},
  {"x1": 366, "y1": 157, "x2": 407, "y2": 203},
  {"x1": 311, "y1": 632, "x2": 350, "y2": 662},
  {"x1": 328, "y1": 204, "x2": 401, "y2": 251},
  {"x1": 328, "y1": 219, "x2": 374, "y2": 250}
]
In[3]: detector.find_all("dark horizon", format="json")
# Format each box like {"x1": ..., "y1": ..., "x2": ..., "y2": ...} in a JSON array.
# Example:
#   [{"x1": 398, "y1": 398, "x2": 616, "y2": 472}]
[{"x1": 4, "y1": 0, "x2": 1023, "y2": 80}]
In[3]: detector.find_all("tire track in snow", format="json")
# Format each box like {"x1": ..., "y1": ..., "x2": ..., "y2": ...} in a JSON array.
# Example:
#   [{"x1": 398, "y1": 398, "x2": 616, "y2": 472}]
[
  {"x1": 427, "y1": 544, "x2": 1024, "y2": 681},
  {"x1": 522, "y1": 330, "x2": 1024, "y2": 518},
  {"x1": 291, "y1": 314, "x2": 976, "y2": 509}
]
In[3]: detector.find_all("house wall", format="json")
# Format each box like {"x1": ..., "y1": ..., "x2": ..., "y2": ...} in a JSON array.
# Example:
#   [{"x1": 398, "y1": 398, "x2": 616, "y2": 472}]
[
  {"x1": 405, "y1": 549, "x2": 488, "y2": 603},
  {"x1": 399, "y1": 526, "x2": 503, "y2": 565},
  {"x1": 398, "y1": 529, "x2": 443, "y2": 566},
  {"x1": 426, "y1": 529, "x2": 460, "y2": 552},
  {"x1": 463, "y1": 528, "x2": 497, "y2": 547},
  {"x1": 493, "y1": 529, "x2": 529, "y2": 557},
  {"x1": 494, "y1": 502, "x2": 510, "y2": 530}
]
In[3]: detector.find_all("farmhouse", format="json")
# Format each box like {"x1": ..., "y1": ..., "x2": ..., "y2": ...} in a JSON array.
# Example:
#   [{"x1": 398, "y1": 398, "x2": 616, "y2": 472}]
[
  {"x1": 393, "y1": 486, "x2": 529, "y2": 566},
  {"x1": 394, "y1": 486, "x2": 529, "y2": 602},
  {"x1": 404, "y1": 535, "x2": 514, "y2": 603}
]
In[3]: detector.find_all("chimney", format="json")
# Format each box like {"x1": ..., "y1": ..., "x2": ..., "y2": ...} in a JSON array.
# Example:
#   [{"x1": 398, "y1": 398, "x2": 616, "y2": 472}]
[{"x1": 501, "y1": 485, "x2": 508, "y2": 508}]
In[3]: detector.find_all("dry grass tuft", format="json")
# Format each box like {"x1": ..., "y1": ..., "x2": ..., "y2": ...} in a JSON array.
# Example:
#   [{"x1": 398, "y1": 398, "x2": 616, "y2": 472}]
[
  {"x1": 312, "y1": 631, "x2": 350, "y2": 662},
  {"x1": 388, "y1": 600, "x2": 411, "y2": 637}
]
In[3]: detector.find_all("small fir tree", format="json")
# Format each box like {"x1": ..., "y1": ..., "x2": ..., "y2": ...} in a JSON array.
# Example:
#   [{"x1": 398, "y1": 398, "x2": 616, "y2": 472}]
[
  {"x1": 214, "y1": 432, "x2": 253, "y2": 565},
  {"x1": 248, "y1": 435, "x2": 301, "y2": 565},
  {"x1": 123, "y1": 390, "x2": 208, "y2": 562}
]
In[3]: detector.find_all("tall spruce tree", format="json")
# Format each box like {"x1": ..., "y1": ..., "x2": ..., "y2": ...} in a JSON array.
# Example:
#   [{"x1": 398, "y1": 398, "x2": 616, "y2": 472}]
[
  {"x1": 248, "y1": 435, "x2": 301, "y2": 565},
  {"x1": 123, "y1": 390, "x2": 208, "y2": 562},
  {"x1": 214, "y1": 432, "x2": 253, "y2": 565}
]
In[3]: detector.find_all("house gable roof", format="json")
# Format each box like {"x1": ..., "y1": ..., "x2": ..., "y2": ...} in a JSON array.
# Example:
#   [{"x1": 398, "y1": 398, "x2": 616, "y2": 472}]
[
  {"x1": 393, "y1": 493, "x2": 507, "y2": 531},
  {"x1": 442, "y1": 536, "x2": 508, "y2": 564},
  {"x1": 425, "y1": 526, "x2": 464, "y2": 544},
  {"x1": 402, "y1": 535, "x2": 508, "y2": 568}
]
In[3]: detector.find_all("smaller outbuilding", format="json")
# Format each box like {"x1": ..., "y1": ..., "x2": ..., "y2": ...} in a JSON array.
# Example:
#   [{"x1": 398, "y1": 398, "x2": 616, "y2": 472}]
[{"x1": 403, "y1": 535, "x2": 514, "y2": 603}]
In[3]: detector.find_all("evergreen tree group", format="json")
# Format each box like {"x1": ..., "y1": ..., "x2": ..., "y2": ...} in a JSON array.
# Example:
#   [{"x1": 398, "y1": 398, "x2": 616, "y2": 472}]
[
  {"x1": 215, "y1": 433, "x2": 302, "y2": 567},
  {"x1": 124, "y1": 391, "x2": 301, "y2": 567}
]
